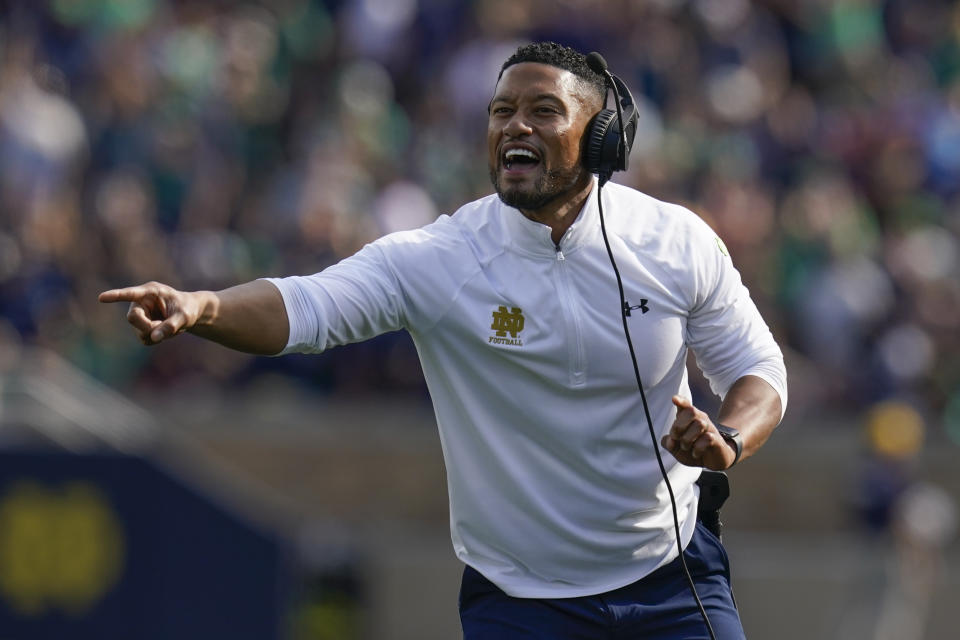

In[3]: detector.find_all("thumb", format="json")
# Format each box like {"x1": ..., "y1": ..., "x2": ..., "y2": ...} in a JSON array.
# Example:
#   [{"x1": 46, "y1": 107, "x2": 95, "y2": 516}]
[
  {"x1": 150, "y1": 311, "x2": 187, "y2": 343},
  {"x1": 672, "y1": 395, "x2": 692, "y2": 409}
]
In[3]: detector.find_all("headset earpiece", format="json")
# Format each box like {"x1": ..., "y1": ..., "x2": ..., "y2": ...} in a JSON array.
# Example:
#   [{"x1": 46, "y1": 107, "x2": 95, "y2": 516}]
[{"x1": 584, "y1": 109, "x2": 617, "y2": 174}]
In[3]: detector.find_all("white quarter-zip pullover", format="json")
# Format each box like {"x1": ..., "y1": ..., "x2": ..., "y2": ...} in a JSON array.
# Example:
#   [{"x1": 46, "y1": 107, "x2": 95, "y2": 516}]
[{"x1": 266, "y1": 179, "x2": 787, "y2": 598}]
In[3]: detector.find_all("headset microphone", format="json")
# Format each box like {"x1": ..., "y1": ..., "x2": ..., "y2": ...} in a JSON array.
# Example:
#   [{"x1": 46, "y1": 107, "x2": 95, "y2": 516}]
[{"x1": 587, "y1": 51, "x2": 718, "y2": 640}]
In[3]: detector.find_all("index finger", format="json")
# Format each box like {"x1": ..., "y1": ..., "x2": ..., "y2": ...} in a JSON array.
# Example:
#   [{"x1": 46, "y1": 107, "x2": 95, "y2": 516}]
[
  {"x1": 670, "y1": 395, "x2": 696, "y2": 435},
  {"x1": 98, "y1": 286, "x2": 152, "y2": 303}
]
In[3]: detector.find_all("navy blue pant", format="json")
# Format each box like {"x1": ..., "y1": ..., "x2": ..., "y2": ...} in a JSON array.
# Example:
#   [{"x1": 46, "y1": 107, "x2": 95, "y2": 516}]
[{"x1": 459, "y1": 522, "x2": 746, "y2": 639}]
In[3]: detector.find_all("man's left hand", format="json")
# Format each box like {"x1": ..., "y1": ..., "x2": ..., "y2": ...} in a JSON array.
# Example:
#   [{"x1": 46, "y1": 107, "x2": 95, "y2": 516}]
[{"x1": 661, "y1": 395, "x2": 736, "y2": 471}]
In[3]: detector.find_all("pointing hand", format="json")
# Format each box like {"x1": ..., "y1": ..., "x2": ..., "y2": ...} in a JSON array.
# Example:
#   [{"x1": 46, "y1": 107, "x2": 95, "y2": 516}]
[
  {"x1": 98, "y1": 282, "x2": 203, "y2": 346},
  {"x1": 661, "y1": 395, "x2": 737, "y2": 471}
]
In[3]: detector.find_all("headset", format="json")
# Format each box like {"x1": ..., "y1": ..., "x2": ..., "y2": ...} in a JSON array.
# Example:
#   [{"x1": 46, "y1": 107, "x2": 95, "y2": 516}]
[
  {"x1": 585, "y1": 52, "x2": 719, "y2": 640},
  {"x1": 583, "y1": 53, "x2": 639, "y2": 185}
]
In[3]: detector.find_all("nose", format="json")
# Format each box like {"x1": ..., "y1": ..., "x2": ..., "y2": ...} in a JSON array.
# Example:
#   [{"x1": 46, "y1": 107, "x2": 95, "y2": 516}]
[{"x1": 503, "y1": 112, "x2": 533, "y2": 138}]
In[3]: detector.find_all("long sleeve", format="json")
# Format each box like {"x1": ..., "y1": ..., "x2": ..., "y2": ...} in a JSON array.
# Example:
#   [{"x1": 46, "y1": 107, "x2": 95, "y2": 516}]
[
  {"x1": 683, "y1": 220, "x2": 787, "y2": 418},
  {"x1": 264, "y1": 242, "x2": 406, "y2": 355}
]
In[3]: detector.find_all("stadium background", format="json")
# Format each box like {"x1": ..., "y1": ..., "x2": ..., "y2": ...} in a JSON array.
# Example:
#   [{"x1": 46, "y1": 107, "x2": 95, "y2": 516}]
[{"x1": 0, "y1": 0, "x2": 958, "y2": 638}]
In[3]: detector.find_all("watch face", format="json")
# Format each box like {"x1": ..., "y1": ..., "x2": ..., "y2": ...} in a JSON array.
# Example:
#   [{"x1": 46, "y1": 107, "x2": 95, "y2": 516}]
[{"x1": 716, "y1": 424, "x2": 739, "y2": 438}]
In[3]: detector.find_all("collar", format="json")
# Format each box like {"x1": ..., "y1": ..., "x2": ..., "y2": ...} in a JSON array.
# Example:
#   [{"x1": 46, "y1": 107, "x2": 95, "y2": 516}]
[{"x1": 501, "y1": 177, "x2": 600, "y2": 258}]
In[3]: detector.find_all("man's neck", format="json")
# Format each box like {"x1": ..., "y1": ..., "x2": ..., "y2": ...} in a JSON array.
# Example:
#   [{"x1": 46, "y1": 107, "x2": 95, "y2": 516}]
[{"x1": 520, "y1": 180, "x2": 594, "y2": 246}]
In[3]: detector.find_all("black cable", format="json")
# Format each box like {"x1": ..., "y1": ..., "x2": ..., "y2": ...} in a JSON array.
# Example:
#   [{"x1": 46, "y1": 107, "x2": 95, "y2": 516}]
[{"x1": 596, "y1": 185, "x2": 718, "y2": 640}]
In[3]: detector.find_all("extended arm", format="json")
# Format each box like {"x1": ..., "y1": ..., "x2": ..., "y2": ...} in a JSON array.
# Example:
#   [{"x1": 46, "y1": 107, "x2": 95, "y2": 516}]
[
  {"x1": 98, "y1": 280, "x2": 289, "y2": 355},
  {"x1": 662, "y1": 374, "x2": 782, "y2": 470}
]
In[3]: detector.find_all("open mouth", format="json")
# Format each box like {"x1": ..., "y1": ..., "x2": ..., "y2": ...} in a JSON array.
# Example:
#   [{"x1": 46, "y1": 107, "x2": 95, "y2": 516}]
[{"x1": 503, "y1": 147, "x2": 541, "y2": 171}]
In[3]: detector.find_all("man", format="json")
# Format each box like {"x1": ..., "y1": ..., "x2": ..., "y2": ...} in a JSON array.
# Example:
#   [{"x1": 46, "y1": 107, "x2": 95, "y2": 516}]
[{"x1": 101, "y1": 42, "x2": 785, "y2": 639}]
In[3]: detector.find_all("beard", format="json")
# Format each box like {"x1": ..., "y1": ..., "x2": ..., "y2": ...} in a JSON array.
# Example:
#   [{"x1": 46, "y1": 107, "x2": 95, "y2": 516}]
[{"x1": 489, "y1": 162, "x2": 588, "y2": 212}]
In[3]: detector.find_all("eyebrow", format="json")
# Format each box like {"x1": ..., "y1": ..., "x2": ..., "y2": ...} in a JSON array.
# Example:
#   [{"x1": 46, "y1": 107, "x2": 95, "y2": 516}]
[{"x1": 490, "y1": 93, "x2": 564, "y2": 105}]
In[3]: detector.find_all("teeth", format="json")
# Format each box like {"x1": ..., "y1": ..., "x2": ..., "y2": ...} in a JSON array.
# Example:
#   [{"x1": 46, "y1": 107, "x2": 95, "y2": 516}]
[{"x1": 505, "y1": 148, "x2": 538, "y2": 161}]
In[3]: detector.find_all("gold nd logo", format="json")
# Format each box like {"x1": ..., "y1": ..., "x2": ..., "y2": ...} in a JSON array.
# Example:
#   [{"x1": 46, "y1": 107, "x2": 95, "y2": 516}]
[
  {"x1": 489, "y1": 306, "x2": 525, "y2": 346},
  {"x1": 0, "y1": 481, "x2": 125, "y2": 617},
  {"x1": 491, "y1": 306, "x2": 524, "y2": 337}
]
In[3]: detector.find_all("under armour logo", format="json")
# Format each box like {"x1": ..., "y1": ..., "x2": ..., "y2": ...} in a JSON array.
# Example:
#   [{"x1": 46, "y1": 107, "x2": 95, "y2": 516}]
[{"x1": 624, "y1": 300, "x2": 649, "y2": 316}]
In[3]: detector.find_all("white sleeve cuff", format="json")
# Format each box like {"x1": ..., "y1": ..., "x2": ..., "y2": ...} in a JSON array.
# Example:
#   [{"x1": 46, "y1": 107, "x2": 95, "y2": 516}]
[{"x1": 259, "y1": 277, "x2": 323, "y2": 355}]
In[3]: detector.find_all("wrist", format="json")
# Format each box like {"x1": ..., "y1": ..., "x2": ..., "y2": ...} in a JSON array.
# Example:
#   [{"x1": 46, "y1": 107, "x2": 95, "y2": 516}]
[{"x1": 192, "y1": 291, "x2": 219, "y2": 329}]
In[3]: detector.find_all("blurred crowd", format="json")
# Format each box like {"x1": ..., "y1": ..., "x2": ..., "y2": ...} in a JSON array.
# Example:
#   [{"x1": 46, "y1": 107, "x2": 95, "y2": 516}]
[{"x1": 1, "y1": 0, "x2": 959, "y2": 440}]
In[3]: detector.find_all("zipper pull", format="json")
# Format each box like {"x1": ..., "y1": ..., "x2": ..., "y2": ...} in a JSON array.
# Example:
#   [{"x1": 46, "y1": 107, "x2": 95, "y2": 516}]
[{"x1": 555, "y1": 246, "x2": 565, "y2": 261}]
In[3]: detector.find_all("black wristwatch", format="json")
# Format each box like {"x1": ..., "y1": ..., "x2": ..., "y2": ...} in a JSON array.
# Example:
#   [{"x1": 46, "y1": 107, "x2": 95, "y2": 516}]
[{"x1": 715, "y1": 423, "x2": 743, "y2": 468}]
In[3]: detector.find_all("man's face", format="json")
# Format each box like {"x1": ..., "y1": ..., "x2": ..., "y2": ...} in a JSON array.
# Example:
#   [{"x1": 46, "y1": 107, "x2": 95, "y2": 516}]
[{"x1": 487, "y1": 62, "x2": 600, "y2": 213}]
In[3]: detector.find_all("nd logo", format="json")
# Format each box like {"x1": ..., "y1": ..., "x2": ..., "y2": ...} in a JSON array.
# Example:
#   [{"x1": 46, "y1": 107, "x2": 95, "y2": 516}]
[
  {"x1": 490, "y1": 306, "x2": 525, "y2": 338},
  {"x1": 0, "y1": 481, "x2": 126, "y2": 616}
]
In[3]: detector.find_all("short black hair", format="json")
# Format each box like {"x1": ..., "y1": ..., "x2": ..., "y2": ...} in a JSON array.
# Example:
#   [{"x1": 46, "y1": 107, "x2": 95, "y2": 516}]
[{"x1": 498, "y1": 41, "x2": 606, "y2": 107}]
